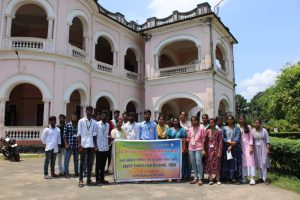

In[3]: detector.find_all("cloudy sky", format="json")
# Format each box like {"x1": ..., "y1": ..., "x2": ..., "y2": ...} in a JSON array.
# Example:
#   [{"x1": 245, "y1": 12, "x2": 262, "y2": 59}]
[{"x1": 99, "y1": 0, "x2": 300, "y2": 101}]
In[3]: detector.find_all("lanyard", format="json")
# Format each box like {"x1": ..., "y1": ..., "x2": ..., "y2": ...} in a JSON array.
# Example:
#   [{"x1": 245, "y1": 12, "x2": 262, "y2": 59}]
[{"x1": 85, "y1": 119, "x2": 93, "y2": 136}]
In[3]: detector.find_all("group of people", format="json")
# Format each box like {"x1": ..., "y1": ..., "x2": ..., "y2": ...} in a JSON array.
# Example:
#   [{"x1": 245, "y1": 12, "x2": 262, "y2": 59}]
[{"x1": 41, "y1": 107, "x2": 270, "y2": 188}]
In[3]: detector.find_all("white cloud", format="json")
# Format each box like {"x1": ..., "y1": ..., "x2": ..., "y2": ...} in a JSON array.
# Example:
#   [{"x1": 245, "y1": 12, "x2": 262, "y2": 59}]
[
  {"x1": 147, "y1": 0, "x2": 227, "y2": 18},
  {"x1": 238, "y1": 69, "x2": 279, "y2": 100}
]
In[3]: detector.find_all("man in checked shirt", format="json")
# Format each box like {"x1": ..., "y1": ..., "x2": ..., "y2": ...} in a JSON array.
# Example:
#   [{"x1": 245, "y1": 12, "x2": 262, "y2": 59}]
[{"x1": 63, "y1": 113, "x2": 79, "y2": 178}]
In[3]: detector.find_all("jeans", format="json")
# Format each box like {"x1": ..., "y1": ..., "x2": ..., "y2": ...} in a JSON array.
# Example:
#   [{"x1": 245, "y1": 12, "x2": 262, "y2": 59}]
[
  {"x1": 189, "y1": 150, "x2": 203, "y2": 180},
  {"x1": 44, "y1": 149, "x2": 57, "y2": 176},
  {"x1": 57, "y1": 148, "x2": 66, "y2": 174},
  {"x1": 95, "y1": 151, "x2": 109, "y2": 182},
  {"x1": 64, "y1": 147, "x2": 79, "y2": 175},
  {"x1": 79, "y1": 148, "x2": 93, "y2": 181}
]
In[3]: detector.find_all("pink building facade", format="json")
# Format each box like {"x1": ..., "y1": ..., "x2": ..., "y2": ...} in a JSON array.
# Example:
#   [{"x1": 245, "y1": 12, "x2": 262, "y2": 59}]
[{"x1": 0, "y1": 0, "x2": 237, "y2": 141}]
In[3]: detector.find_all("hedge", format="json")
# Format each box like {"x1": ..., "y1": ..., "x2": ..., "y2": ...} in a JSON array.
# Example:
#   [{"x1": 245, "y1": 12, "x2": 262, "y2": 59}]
[
  {"x1": 270, "y1": 137, "x2": 300, "y2": 178},
  {"x1": 270, "y1": 132, "x2": 300, "y2": 139}
]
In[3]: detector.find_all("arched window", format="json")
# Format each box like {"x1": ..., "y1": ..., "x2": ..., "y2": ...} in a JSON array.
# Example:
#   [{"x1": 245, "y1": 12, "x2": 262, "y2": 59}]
[
  {"x1": 11, "y1": 4, "x2": 48, "y2": 38},
  {"x1": 159, "y1": 54, "x2": 175, "y2": 68},
  {"x1": 215, "y1": 45, "x2": 226, "y2": 71},
  {"x1": 69, "y1": 17, "x2": 84, "y2": 49},
  {"x1": 95, "y1": 37, "x2": 113, "y2": 65},
  {"x1": 125, "y1": 49, "x2": 138, "y2": 73}
]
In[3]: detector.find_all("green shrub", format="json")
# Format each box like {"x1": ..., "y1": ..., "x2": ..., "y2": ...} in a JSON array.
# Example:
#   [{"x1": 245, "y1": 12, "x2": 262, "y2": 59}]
[
  {"x1": 270, "y1": 137, "x2": 300, "y2": 178},
  {"x1": 267, "y1": 119, "x2": 299, "y2": 132}
]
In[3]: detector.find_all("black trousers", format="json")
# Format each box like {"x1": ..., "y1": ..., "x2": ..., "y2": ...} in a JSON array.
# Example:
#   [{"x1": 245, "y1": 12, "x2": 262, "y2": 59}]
[
  {"x1": 106, "y1": 145, "x2": 112, "y2": 170},
  {"x1": 79, "y1": 148, "x2": 93, "y2": 181},
  {"x1": 95, "y1": 151, "x2": 109, "y2": 182},
  {"x1": 44, "y1": 149, "x2": 57, "y2": 176}
]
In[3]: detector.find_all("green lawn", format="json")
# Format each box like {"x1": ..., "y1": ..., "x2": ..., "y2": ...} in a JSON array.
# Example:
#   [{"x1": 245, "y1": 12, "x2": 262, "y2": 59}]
[
  {"x1": 0, "y1": 153, "x2": 44, "y2": 160},
  {"x1": 269, "y1": 172, "x2": 300, "y2": 194}
]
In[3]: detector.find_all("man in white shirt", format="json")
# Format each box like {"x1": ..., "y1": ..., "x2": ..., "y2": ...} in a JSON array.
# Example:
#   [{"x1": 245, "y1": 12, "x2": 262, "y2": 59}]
[
  {"x1": 78, "y1": 106, "x2": 98, "y2": 187},
  {"x1": 123, "y1": 112, "x2": 140, "y2": 140},
  {"x1": 41, "y1": 116, "x2": 61, "y2": 179},
  {"x1": 95, "y1": 110, "x2": 110, "y2": 186}
]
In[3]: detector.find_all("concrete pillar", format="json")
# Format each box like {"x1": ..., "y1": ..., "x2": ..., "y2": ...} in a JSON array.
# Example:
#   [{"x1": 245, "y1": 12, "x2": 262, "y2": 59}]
[
  {"x1": 47, "y1": 18, "x2": 54, "y2": 39},
  {"x1": 43, "y1": 101, "x2": 50, "y2": 126},
  {"x1": 0, "y1": 99, "x2": 6, "y2": 127},
  {"x1": 5, "y1": 15, "x2": 12, "y2": 37}
]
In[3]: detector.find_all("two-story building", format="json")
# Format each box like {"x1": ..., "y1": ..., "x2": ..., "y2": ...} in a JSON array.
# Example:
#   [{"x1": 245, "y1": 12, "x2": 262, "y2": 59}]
[{"x1": 0, "y1": 0, "x2": 237, "y2": 142}]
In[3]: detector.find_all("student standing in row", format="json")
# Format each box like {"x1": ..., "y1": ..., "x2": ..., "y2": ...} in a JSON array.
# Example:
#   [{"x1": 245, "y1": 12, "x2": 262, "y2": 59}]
[
  {"x1": 64, "y1": 113, "x2": 79, "y2": 178},
  {"x1": 157, "y1": 115, "x2": 168, "y2": 139},
  {"x1": 123, "y1": 112, "x2": 140, "y2": 140},
  {"x1": 57, "y1": 114, "x2": 66, "y2": 176},
  {"x1": 41, "y1": 116, "x2": 61, "y2": 179},
  {"x1": 139, "y1": 110, "x2": 158, "y2": 140},
  {"x1": 78, "y1": 106, "x2": 98, "y2": 187}
]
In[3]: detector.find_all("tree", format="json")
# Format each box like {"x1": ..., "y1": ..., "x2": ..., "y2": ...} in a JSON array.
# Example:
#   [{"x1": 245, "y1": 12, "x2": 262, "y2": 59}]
[{"x1": 235, "y1": 94, "x2": 248, "y2": 116}]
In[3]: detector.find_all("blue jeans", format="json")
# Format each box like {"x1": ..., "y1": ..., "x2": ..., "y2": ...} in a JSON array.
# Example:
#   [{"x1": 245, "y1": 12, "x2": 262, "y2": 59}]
[
  {"x1": 189, "y1": 150, "x2": 203, "y2": 180},
  {"x1": 64, "y1": 147, "x2": 79, "y2": 175}
]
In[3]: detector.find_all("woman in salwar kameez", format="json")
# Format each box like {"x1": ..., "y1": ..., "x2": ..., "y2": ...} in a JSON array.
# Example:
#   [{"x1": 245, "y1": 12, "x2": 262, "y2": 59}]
[
  {"x1": 166, "y1": 117, "x2": 190, "y2": 181},
  {"x1": 238, "y1": 115, "x2": 256, "y2": 185},
  {"x1": 221, "y1": 115, "x2": 242, "y2": 183},
  {"x1": 252, "y1": 119, "x2": 271, "y2": 185},
  {"x1": 204, "y1": 118, "x2": 223, "y2": 185}
]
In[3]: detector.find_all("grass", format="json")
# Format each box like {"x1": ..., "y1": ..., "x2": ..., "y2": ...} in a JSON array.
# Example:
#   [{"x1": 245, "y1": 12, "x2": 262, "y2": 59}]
[
  {"x1": 0, "y1": 153, "x2": 44, "y2": 160},
  {"x1": 269, "y1": 172, "x2": 300, "y2": 194}
]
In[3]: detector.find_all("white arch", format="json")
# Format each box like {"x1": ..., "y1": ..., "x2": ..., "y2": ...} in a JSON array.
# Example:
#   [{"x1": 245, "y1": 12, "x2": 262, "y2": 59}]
[
  {"x1": 92, "y1": 91, "x2": 118, "y2": 111},
  {"x1": 67, "y1": 9, "x2": 90, "y2": 35},
  {"x1": 124, "y1": 44, "x2": 143, "y2": 61},
  {"x1": 0, "y1": 74, "x2": 51, "y2": 101},
  {"x1": 94, "y1": 31, "x2": 119, "y2": 52},
  {"x1": 123, "y1": 97, "x2": 143, "y2": 113},
  {"x1": 217, "y1": 94, "x2": 232, "y2": 112},
  {"x1": 5, "y1": 0, "x2": 55, "y2": 18},
  {"x1": 154, "y1": 92, "x2": 204, "y2": 112},
  {"x1": 154, "y1": 35, "x2": 201, "y2": 55},
  {"x1": 63, "y1": 82, "x2": 89, "y2": 106}
]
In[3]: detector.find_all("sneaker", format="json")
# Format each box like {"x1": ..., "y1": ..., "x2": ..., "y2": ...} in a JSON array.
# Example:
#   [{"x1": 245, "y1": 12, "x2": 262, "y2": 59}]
[
  {"x1": 78, "y1": 180, "x2": 84, "y2": 187},
  {"x1": 65, "y1": 174, "x2": 71, "y2": 179},
  {"x1": 249, "y1": 179, "x2": 256, "y2": 185},
  {"x1": 44, "y1": 175, "x2": 49, "y2": 179},
  {"x1": 217, "y1": 181, "x2": 222, "y2": 185},
  {"x1": 190, "y1": 179, "x2": 198, "y2": 184},
  {"x1": 198, "y1": 180, "x2": 203, "y2": 186},
  {"x1": 101, "y1": 180, "x2": 109, "y2": 185},
  {"x1": 209, "y1": 181, "x2": 214, "y2": 185},
  {"x1": 86, "y1": 180, "x2": 93, "y2": 186}
]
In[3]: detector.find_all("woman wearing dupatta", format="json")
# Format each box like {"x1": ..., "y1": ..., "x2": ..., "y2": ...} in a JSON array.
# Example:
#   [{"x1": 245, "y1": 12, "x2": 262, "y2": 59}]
[
  {"x1": 166, "y1": 117, "x2": 190, "y2": 181},
  {"x1": 221, "y1": 115, "x2": 242, "y2": 183},
  {"x1": 157, "y1": 115, "x2": 168, "y2": 139}
]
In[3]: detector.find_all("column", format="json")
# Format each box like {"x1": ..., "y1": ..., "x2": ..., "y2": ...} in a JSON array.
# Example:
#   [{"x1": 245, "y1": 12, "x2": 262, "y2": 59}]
[
  {"x1": 5, "y1": 15, "x2": 12, "y2": 37},
  {"x1": 82, "y1": 105, "x2": 87, "y2": 118},
  {"x1": 137, "y1": 59, "x2": 141, "y2": 81},
  {"x1": 84, "y1": 35, "x2": 89, "y2": 51},
  {"x1": 47, "y1": 17, "x2": 54, "y2": 39},
  {"x1": 197, "y1": 45, "x2": 202, "y2": 70},
  {"x1": 113, "y1": 51, "x2": 117, "y2": 67},
  {"x1": 43, "y1": 101, "x2": 50, "y2": 126},
  {"x1": 0, "y1": 100, "x2": 6, "y2": 127},
  {"x1": 65, "y1": 24, "x2": 71, "y2": 55},
  {"x1": 154, "y1": 54, "x2": 159, "y2": 69}
]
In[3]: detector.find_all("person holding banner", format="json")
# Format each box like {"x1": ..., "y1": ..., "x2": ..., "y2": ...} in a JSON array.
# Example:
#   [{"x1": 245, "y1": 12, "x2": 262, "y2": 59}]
[
  {"x1": 204, "y1": 118, "x2": 223, "y2": 185},
  {"x1": 187, "y1": 116, "x2": 206, "y2": 186},
  {"x1": 157, "y1": 115, "x2": 168, "y2": 139},
  {"x1": 111, "y1": 117, "x2": 127, "y2": 140},
  {"x1": 166, "y1": 117, "x2": 190, "y2": 181},
  {"x1": 123, "y1": 112, "x2": 140, "y2": 140},
  {"x1": 139, "y1": 110, "x2": 158, "y2": 140}
]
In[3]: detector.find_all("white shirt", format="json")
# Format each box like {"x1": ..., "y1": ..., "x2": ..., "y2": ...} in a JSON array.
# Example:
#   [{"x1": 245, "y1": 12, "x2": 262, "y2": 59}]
[
  {"x1": 180, "y1": 120, "x2": 191, "y2": 131},
  {"x1": 41, "y1": 126, "x2": 61, "y2": 153},
  {"x1": 78, "y1": 117, "x2": 98, "y2": 148},
  {"x1": 96, "y1": 121, "x2": 109, "y2": 151},
  {"x1": 123, "y1": 122, "x2": 140, "y2": 140}
]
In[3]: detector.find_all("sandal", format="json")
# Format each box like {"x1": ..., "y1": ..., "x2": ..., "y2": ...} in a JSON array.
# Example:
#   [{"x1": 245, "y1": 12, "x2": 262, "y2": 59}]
[{"x1": 79, "y1": 180, "x2": 84, "y2": 187}]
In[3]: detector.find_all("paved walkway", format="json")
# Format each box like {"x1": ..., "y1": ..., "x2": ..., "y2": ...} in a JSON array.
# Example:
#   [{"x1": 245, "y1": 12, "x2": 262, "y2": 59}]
[{"x1": 0, "y1": 157, "x2": 299, "y2": 200}]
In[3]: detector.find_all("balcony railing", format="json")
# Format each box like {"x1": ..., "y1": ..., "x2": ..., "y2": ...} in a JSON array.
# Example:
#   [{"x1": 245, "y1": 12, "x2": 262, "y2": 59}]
[
  {"x1": 4, "y1": 126, "x2": 44, "y2": 140},
  {"x1": 126, "y1": 70, "x2": 139, "y2": 80},
  {"x1": 69, "y1": 45, "x2": 87, "y2": 61},
  {"x1": 2, "y1": 37, "x2": 53, "y2": 52},
  {"x1": 94, "y1": 61, "x2": 114, "y2": 74},
  {"x1": 158, "y1": 63, "x2": 198, "y2": 77}
]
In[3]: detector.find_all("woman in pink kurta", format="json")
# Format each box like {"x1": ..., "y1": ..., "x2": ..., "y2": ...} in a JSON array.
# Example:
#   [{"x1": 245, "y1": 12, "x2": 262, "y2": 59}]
[
  {"x1": 204, "y1": 118, "x2": 223, "y2": 185},
  {"x1": 238, "y1": 115, "x2": 255, "y2": 185}
]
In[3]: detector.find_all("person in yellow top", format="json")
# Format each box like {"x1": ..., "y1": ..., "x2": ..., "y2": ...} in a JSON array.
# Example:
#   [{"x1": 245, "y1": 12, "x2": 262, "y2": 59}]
[
  {"x1": 111, "y1": 117, "x2": 127, "y2": 140},
  {"x1": 157, "y1": 115, "x2": 169, "y2": 139}
]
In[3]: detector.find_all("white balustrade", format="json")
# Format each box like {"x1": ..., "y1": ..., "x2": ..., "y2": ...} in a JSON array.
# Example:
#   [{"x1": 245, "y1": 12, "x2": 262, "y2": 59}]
[
  {"x1": 158, "y1": 63, "x2": 199, "y2": 77},
  {"x1": 69, "y1": 45, "x2": 87, "y2": 61},
  {"x1": 3, "y1": 37, "x2": 53, "y2": 52},
  {"x1": 95, "y1": 61, "x2": 113, "y2": 74},
  {"x1": 125, "y1": 70, "x2": 139, "y2": 80},
  {"x1": 4, "y1": 127, "x2": 44, "y2": 140}
]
